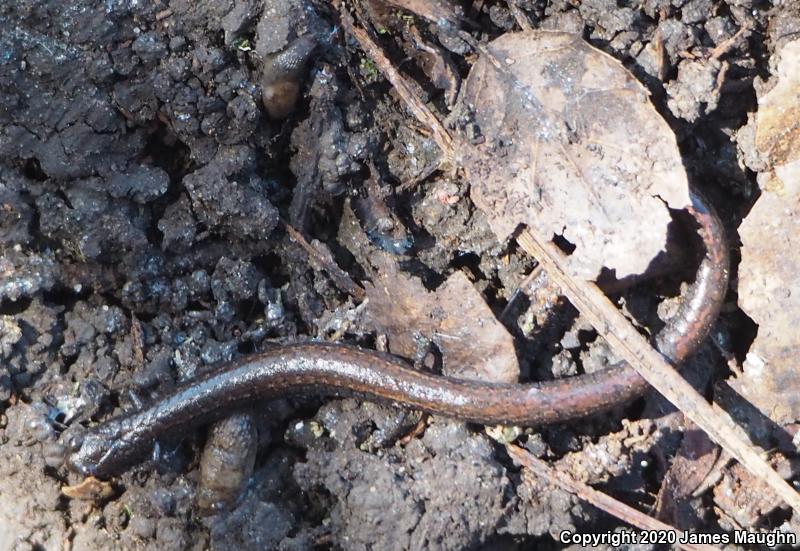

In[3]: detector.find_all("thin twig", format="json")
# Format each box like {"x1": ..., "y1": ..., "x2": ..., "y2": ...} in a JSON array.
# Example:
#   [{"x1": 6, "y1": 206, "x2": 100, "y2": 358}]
[
  {"x1": 506, "y1": 445, "x2": 721, "y2": 551},
  {"x1": 499, "y1": 264, "x2": 542, "y2": 321},
  {"x1": 508, "y1": 2, "x2": 533, "y2": 32},
  {"x1": 710, "y1": 24, "x2": 751, "y2": 60},
  {"x1": 283, "y1": 221, "x2": 366, "y2": 301},
  {"x1": 397, "y1": 161, "x2": 442, "y2": 192},
  {"x1": 342, "y1": 12, "x2": 455, "y2": 158}
]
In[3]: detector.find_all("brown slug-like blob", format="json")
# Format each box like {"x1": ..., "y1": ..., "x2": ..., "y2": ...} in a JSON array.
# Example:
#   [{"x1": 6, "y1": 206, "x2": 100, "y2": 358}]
[
  {"x1": 197, "y1": 412, "x2": 258, "y2": 514},
  {"x1": 261, "y1": 36, "x2": 318, "y2": 119}
]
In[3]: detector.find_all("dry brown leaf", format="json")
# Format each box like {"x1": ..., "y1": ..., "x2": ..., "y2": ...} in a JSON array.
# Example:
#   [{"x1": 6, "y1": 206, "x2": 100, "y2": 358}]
[
  {"x1": 754, "y1": 39, "x2": 800, "y2": 174},
  {"x1": 736, "y1": 39, "x2": 800, "y2": 424},
  {"x1": 408, "y1": 26, "x2": 460, "y2": 108},
  {"x1": 61, "y1": 476, "x2": 115, "y2": 501},
  {"x1": 365, "y1": 254, "x2": 519, "y2": 383},
  {"x1": 461, "y1": 30, "x2": 691, "y2": 279}
]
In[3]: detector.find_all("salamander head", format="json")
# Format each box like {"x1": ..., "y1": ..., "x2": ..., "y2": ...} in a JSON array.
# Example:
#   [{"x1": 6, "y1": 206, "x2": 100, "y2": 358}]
[{"x1": 63, "y1": 423, "x2": 139, "y2": 479}]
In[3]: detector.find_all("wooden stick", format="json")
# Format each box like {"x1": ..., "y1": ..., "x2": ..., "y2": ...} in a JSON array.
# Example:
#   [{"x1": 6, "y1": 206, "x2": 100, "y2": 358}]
[
  {"x1": 283, "y1": 221, "x2": 366, "y2": 301},
  {"x1": 710, "y1": 24, "x2": 751, "y2": 60},
  {"x1": 506, "y1": 444, "x2": 721, "y2": 551},
  {"x1": 343, "y1": 16, "x2": 454, "y2": 156}
]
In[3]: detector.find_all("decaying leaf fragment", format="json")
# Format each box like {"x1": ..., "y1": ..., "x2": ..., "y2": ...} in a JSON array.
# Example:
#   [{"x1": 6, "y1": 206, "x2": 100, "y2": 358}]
[
  {"x1": 654, "y1": 428, "x2": 720, "y2": 527},
  {"x1": 364, "y1": 254, "x2": 519, "y2": 383},
  {"x1": 736, "y1": 39, "x2": 800, "y2": 425},
  {"x1": 754, "y1": 39, "x2": 800, "y2": 183},
  {"x1": 461, "y1": 31, "x2": 691, "y2": 279},
  {"x1": 62, "y1": 476, "x2": 115, "y2": 501}
]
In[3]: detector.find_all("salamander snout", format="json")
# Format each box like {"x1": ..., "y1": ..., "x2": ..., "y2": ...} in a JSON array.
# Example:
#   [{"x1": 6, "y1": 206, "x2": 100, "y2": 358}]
[
  {"x1": 63, "y1": 427, "x2": 119, "y2": 478},
  {"x1": 61, "y1": 429, "x2": 95, "y2": 476}
]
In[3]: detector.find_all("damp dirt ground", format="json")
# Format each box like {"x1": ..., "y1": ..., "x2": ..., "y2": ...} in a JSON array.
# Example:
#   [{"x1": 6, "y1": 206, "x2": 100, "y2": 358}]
[{"x1": 1, "y1": 0, "x2": 796, "y2": 549}]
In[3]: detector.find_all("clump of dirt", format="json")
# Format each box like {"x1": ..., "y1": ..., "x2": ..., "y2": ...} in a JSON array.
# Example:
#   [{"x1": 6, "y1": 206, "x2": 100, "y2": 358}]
[{"x1": 0, "y1": 0, "x2": 792, "y2": 549}]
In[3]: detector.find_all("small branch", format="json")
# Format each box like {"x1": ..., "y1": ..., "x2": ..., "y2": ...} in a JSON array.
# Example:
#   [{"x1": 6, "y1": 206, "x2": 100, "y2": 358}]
[
  {"x1": 342, "y1": 13, "x2": 455, "y2": 158},
  {"x1": 506, "y1": 445, "x2": 721, "y2": 551},
  {"x1": 507, "y1": 2, "x2": 533, "y2": 32},
  {"x1": 710, "y1": 24, "x2": 751, "y2": 60},
  {"x1": 283, "y1": 221, "x2": 366, "y2": 301}
]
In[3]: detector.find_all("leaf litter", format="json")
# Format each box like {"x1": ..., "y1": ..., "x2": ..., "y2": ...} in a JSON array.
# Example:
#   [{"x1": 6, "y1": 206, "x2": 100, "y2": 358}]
[
  {"x1": 365, "y1": 253, "x2": 519, "y2": 383},
  {"x1": 736, "y1": 38, "x2": 800, "y2": 425},
  {"x1": 6, "y1": 2, "x2": 800, "y2": 548}
]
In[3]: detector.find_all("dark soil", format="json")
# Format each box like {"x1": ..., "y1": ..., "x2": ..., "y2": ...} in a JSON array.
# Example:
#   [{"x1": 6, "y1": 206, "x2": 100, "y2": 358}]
[{"x1": 0, "y1": 0, "x2": 794, "y2": 549}]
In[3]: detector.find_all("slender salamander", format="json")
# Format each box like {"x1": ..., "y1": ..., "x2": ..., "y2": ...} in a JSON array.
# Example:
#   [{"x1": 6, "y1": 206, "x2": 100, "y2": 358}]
[{"x1": 66, "y1": 190, "x2": 728, "y2": 478}]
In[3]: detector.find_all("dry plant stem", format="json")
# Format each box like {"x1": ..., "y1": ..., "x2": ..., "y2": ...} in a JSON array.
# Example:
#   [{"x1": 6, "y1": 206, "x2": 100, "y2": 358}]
[
  {"x1": 283, "y1": 221, "x2": 366, "y2": 301},
  {"x1": 516, "y1": 229, "x2": 800, "y2": 514},
  {"x1": 384, "y1": 0, "x2": 459, "y2": 27},
  {"x1": 506, "y1": 445, "x2": 721, "y2": 551},
  {"x1": 498, "y1": 264, "x2": 542, "y2": 321},
  {"x1": 710, "y1": 24, "x2": 751, "y2": 60},
  {"x1": 508, "y1": 2, "x2": 533, "y2": 31},
  {"x1": 343, "y1": 16, "x2": 455, "y2": 155}
]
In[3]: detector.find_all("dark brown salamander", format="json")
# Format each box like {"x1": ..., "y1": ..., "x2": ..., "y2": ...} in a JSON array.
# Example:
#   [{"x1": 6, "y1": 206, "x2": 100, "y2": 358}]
[{"x1": 66, "y1": 191, "x2": 728, "y2": 479}]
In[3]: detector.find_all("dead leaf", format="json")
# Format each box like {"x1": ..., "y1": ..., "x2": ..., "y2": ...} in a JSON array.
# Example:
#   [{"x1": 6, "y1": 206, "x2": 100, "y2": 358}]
[
  {"x1": 754, "y1": 39, "x2": 800, "y2": 174},
  {"x1": 408, "y1": 26, "x2": 460, "y2": 108},
  {"x1": 736, "y1": 39, "x2": 800, "y2": 424},
  {"x1": 365, "y1": 254, "x2": 519, "y2": 383},
  {"x1": 461, "y1": 30, "x2": 691, "y2": 279},
  {"x1": 62, "y1": 476, "x2": 115, "y2": 501}
]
